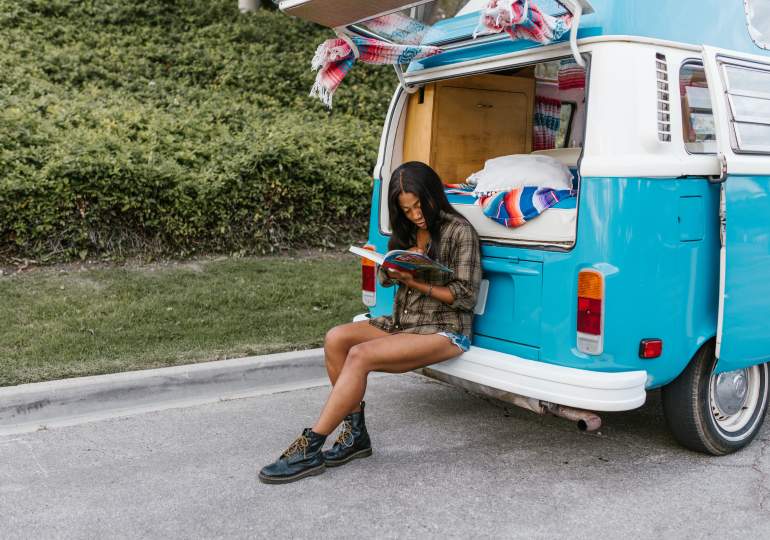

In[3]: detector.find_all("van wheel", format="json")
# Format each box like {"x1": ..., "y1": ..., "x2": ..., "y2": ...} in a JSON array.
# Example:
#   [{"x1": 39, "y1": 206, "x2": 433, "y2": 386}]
[{"x1": 662, "y1": 341, "x2": 769, "y2": 455}]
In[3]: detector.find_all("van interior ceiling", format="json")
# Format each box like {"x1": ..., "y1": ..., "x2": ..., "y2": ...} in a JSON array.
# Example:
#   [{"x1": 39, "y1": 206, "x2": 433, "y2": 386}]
[{"x1": 385, "y1": 57, "x2": 588, "y2": 247}]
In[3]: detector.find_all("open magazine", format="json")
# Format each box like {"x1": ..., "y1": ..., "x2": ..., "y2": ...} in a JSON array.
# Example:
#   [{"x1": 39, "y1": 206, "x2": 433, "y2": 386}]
[{"x1": 349, "y1": 246, "x2": 453, "y2": 274}]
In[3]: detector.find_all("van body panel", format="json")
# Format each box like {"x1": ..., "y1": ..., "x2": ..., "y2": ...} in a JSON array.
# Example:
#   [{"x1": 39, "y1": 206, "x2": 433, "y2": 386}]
[
  {"x1": 473, "y1": 258, "x2": 543, "y2": 354},
  {"x1": 716, "y1": 175, "x2": 770, "y2": 372},
  {"x1": 570, "y1": 177, "x2": 720, "y2": 387},
  {"x1": 579, "y1": 0, "x2": 763, "y2": 56}
]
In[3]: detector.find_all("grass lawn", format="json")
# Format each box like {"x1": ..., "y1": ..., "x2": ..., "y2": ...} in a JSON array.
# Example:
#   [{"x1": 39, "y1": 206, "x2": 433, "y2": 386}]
[{"x1": 0, "y1": 253, "x2": 365, "y2": 387}]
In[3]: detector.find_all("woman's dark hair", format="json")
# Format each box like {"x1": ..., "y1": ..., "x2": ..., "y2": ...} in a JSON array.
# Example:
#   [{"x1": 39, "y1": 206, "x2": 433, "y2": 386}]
[{"x1": 387, "y1": 161, "x2": 467, "y2": 260}]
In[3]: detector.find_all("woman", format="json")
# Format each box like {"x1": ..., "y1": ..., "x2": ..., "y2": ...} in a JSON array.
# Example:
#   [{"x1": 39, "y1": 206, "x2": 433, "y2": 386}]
[{"x1": 259, "y1": 161, "x2": 481, "y2": 484}]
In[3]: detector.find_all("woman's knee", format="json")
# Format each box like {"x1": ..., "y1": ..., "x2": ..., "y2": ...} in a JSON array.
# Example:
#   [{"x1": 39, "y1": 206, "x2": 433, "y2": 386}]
[
  {"x1": 345, "y1": 343, "x2": 375, "y2": 373},
  {"x1": 324, "y1": 324, "x2": 348, "y2": 352}
]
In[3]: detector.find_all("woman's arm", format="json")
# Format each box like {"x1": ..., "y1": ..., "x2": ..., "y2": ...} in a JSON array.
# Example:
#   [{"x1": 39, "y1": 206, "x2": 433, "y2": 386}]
[
  {"x1": 443, "y1": 222, "x2": 482, "y2": 310},
  {"x1": 384, "y1": 224, "x2": 481, "y2": 307},
  {"x1": 384, "y1": 268, "x2": 455, "y2": 304}
]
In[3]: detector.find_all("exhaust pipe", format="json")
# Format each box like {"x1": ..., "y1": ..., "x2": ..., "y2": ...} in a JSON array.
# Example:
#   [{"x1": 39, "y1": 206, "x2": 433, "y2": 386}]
[
  {"x1": 542, "y1": 402, "x2": 602, "y2": 432},
  {"x1": 420, "y1": 368, "x2": 602, "y2": 432}
]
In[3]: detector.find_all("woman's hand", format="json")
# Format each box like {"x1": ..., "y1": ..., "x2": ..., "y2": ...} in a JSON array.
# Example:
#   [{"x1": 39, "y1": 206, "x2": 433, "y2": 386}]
[{"x1": 385, "y1": 267, "x2": 416, "y2": 286}]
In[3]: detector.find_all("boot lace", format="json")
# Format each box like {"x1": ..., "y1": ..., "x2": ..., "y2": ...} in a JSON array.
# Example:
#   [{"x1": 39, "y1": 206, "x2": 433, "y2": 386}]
[
  {"x1": 281, "y1": 434, "x2": 309, "y2": 459},
  {"x1": 335, "y1": 420, "x2": 355, "y2": 448}
]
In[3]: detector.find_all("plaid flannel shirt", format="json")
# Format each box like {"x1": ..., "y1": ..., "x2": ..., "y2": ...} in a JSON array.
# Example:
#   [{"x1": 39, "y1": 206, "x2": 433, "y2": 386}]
[{"x1": 369, "y1": 212, "x2": 481, "y2": 339}]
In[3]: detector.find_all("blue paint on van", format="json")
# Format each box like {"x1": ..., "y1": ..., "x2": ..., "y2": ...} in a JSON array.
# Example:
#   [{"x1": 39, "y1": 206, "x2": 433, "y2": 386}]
[{"x1": 717, "y1": 175, "x2": 770, "y2": 372}]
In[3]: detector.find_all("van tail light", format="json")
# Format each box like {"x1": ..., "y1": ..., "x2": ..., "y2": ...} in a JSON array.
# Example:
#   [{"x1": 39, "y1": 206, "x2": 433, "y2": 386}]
[
  {"x1": 361, "y1": 244, "x2": 376, "y2": 307},
  {"x1": 639, "y1": 339, "x2": 663, "y2": 359},
  {"x1": 577, "y1": 270, "x2": 604, "y2": 355}
]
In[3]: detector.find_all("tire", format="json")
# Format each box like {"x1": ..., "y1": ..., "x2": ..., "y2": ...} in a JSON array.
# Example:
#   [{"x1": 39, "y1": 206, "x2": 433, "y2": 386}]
[{"x1": 662, "y1": 340, "x2": 769, "y2": 455}]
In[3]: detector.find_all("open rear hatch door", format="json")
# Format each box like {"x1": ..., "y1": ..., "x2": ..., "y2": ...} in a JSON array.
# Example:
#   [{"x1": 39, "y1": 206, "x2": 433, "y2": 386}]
[
  {"x1": 279, "y1": 0, "x2": 486, "y2": 47},
  {"x1": 279, "y1": 0, "x2": 594, "y2": 49},
  {"x1": 702, "y1": 46, "x2": 770, "y2": 373}
]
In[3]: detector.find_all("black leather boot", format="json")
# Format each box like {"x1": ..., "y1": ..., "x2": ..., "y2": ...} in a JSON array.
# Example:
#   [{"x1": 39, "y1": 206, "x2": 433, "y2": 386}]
[
  {"x1": 323, "y1": 401, "x2": 372, "y2": 467},
  {"x1": 259, "y1": 428, "x2": 327, "y2": 484}
]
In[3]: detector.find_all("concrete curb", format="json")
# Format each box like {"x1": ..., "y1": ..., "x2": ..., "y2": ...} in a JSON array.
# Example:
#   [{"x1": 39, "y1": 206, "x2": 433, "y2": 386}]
[{"x1": 0, "y1": 348, "x2": 328, "y2": 435}]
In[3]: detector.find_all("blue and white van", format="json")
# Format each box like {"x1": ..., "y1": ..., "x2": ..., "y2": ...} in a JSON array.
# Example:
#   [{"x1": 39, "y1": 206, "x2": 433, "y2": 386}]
[{"x1": 281, "y1": 0, "x2": 770, "y2": 454}]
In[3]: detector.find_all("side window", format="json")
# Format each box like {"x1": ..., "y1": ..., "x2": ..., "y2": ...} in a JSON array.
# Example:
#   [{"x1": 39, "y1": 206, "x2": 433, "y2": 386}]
[
  {"x1": 555, "y1": 102, "x2": 575, "y2": 148},
  {"x1": 722, "y1": 62, "x2": 770, "y2": 154},
  {"x1": 680, "y1": 63, "x2": 716, "y2": 154},
  {"x1": 744, "y1": 0, "x2": 770, "y2": 50}
]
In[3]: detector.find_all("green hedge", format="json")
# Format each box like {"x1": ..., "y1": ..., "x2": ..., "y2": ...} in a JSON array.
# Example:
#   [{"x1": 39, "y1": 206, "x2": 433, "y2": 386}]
[{"x1": 0, "y1": 0, "x2": 395, "y2": 260}]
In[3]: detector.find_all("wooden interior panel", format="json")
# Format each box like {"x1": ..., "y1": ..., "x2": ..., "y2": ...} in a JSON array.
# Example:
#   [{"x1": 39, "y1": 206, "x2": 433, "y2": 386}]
[
  {"x1": 399, "y1": 73, "x2": 535, "y2": 183},
  {"x1": 433, "y1": 87, "x2": 530, "y2": 182},
  {"x1": 402, "y1": 86, "x2": 435, "y2": 166}
]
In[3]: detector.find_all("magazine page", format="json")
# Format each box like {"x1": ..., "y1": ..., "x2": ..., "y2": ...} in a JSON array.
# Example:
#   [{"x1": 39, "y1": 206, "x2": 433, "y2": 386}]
[
  {"x1": 383, "y1": 250, "x2": 452, "y2": 274},
  {"x1": 348, "y1": 246, "x2": 385, "y2": 265}
]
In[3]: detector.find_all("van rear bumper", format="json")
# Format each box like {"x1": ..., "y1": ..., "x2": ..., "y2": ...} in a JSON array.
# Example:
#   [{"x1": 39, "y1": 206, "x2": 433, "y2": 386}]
[{"x1": 429, "y1": 346, "x2": 647, "y2": 412}]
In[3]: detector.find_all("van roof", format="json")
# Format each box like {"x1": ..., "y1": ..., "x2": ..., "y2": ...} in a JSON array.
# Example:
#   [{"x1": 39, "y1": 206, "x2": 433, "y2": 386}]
[{"x1": 408, "y1": 0, "x2": 770, "y2": 72}]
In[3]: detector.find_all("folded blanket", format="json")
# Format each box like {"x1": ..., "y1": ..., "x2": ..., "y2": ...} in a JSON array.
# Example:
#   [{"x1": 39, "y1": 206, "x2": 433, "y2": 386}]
[
  {"x1": 445, "y1": 183, "x2": 574, "y2": 228},
  {"x1": 473, "y1": 0, "x2": 572, "y2": 44}
]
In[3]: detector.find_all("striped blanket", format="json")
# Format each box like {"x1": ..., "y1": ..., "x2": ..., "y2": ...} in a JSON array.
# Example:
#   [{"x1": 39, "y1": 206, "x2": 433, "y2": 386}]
[
  {"x1": 445, "y1": 183, "x2": 574, "y2": 228},
  {"x1": 533, "y1": 96, "x2": 562, "y2": 151},
  {"x1": 473, "y1": 0, "x2": 572, "y2": 44},
  {"x1": 558, "y1": 58, "x2": 586, "y2": 90},
  {"x1": 310, "y1": 35, "x2": 441, "y2": 107}
]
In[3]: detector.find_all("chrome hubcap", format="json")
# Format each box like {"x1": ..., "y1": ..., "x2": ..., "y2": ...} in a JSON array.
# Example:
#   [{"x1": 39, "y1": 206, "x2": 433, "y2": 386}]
[
  {"x1": 713, "y1": 369, "x2": 749, "y2": 416},
  {"x1": 709, "y1": 364, "x2": 764, "y2": 436}
]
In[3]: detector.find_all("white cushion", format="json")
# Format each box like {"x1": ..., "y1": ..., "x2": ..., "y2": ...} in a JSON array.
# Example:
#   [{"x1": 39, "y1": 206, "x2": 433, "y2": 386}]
[
  {"x1": 467, "y1": 154, "x2": 573, "y2": 193},
  {"x1": 453, "y1": 204, "x2": 576, "y2": 244},
  {"x1": 530, "y1": 147, "x2": 581, "y2": 167}
]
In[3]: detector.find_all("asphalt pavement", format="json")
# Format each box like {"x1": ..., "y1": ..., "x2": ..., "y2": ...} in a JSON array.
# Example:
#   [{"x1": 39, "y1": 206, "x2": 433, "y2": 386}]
[{"x1": 1, "y1": 370, "x2": 768, "y2": 539}]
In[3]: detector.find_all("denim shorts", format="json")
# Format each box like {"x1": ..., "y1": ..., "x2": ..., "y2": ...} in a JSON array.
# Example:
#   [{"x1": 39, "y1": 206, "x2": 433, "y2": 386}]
[{"x1": 437, "y1": 331, "x2": 471, "y2": 353}]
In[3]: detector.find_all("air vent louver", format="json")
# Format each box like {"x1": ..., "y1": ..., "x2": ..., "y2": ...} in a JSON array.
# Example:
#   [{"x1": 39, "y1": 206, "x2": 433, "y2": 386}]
[{"x1": 656, "y1": 53, "x2": 671, "y2": 142}]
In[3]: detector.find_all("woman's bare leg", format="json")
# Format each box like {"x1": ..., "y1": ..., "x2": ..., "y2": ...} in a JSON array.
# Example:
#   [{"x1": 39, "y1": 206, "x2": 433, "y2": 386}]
[
  {"x1": 323, "y1": 321, "x2": 389, "y2": 413},
  {"x1": 312, "y1": 333, "x2": 462, "y2": 435}
]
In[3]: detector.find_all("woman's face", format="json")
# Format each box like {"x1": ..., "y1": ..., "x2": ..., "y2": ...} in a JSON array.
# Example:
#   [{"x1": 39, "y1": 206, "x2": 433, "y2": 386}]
[{"x1": 398, "y1": 191, "x2": 427, "y2": 230}]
